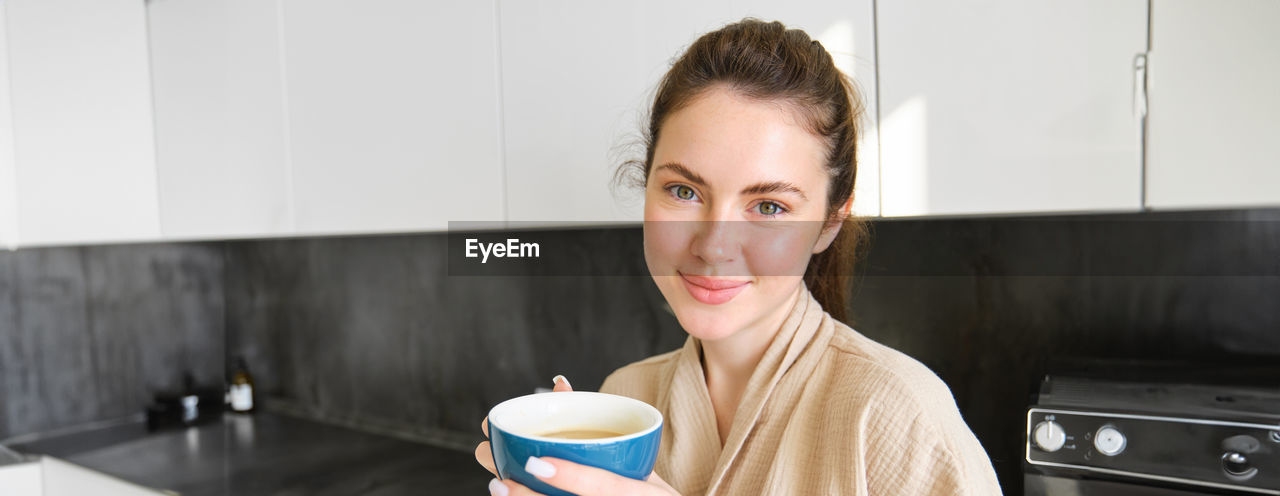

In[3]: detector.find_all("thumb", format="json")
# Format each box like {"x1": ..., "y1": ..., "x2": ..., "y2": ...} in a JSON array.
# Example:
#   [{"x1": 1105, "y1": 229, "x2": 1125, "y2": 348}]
[{"x1": 551, "y1": 375, "x2": 573, "y2": 392}]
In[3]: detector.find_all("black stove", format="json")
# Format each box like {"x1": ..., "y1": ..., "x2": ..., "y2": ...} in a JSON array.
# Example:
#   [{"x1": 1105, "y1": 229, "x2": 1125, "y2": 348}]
[{"x1": 1024, "y1": 360, "x2": 1280, "y2": 495}]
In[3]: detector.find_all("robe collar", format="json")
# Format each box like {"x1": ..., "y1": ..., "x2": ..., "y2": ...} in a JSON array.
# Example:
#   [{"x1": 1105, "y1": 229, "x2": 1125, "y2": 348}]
[{"x1": 664, "y1": 285, "x2": 833, "y2": 494}]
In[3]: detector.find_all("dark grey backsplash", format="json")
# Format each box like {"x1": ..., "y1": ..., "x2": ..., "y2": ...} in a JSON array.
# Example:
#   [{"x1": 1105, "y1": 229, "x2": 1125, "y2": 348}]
[
  {"x1": 221, "y1": 231, "x2": 684, "y2": 447},
  {"x1": 0, "y1": 244, "x2": 225, "y2": 439},
  {"x1": 847, "y1": 209, "x2": 1280, "y2": 491},
  {"x1": 2, "y1": 209, "x2": 1277, "y2": 493}
]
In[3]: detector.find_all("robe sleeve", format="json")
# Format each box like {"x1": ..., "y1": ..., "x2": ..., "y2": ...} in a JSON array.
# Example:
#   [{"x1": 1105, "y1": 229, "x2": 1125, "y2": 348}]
[
  {"x1": 862, "y1": 401, "x2": 1003, "y2": 495},
  {"x1": 597, "y1": 353, "x2": 673, "y2": 405},
  {"x1": 599, "y1": 371, "x2": 624, "y2": 395}
]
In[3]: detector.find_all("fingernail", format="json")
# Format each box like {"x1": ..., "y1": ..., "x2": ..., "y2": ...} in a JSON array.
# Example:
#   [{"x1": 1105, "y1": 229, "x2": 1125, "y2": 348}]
[
  {"x1": 525, "y1": 456, "x2": 557, "y2": 478},
  {"x1": 488, "y1": 478, "x2": 508, "y2": 496},
  {"x1": 551, "y1": 375, "x2": 570, "y2": 389}
]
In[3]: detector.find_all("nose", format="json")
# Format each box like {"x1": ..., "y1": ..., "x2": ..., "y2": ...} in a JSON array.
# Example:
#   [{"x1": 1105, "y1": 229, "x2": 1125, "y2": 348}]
[{"x1": 689, "y1": 220, "x2": 740, "y2": 266}]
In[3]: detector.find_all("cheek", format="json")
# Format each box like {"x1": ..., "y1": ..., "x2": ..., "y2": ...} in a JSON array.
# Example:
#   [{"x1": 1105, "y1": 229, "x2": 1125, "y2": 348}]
[
  {"x1": 642, "y1": 190, "x2": 694, "y2": 274},
  {"x1": 643, "y1": 217, "x2": 689, "y2": 277},
  {"x1": 743, "y1": 226, "x2": 821, "y2": 277}
]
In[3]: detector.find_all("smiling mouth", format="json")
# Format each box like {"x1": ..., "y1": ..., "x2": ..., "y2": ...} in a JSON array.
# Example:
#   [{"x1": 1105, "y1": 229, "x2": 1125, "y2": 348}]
[{"x1": 678, "y1": 272, "x2": 750, "y2": 305}]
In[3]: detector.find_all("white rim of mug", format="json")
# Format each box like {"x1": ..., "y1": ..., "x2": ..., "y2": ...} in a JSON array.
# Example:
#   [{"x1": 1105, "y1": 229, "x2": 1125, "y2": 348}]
[{"x1": 488, "y1": 391, "x2": 663, "y2": 445}]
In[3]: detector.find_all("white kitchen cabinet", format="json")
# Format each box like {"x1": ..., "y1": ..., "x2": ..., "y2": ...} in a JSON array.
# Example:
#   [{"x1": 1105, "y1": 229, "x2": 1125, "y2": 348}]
[
  {"x1": 2, "y1": 0, "x2": 161, "y2": 247},
  {"x1": 877, "y1": 0, "x2": 1148, "y2": 217},
  {"x1": 1145, "y1": 0, "x2": 1280, "y2": 210},
  {"x1": 0, "y1": 461, "x2": 41, "y2": 495},
  {"x1": 280, "y1": 0, "x2": 505, "y2": 235},
  {"x1": 0, "y1": 1, "x2": 17, "y2": 249},
  {"x1": 498, "y1": 1, "x2": 727, "y2": 226},
  {"x1": 500, "y1": 0, "x2": 879, "y2": 225},
  {"x1": 148, "y1": 0, "x2": 293, "y2": 240},
  {"x1": 0, "y1": 457, "x2": 166, "y2": 495}
]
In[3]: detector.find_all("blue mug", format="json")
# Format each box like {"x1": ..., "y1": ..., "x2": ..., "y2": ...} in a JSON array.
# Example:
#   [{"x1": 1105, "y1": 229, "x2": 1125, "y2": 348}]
[{"x1": 487, "y1": 391, "x2": 663, "y2": 496}]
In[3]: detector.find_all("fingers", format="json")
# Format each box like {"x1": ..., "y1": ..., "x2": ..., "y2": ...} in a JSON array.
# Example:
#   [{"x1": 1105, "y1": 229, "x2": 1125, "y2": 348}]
[
  {"x1": 525, "y1": 456, "x2": 658, "y2": 495},
  {"x1": 552, "y1": 375, "x2": 573, "y2": 393},
  {"x1": 488, "y1": 478, "x2": 543, "y2": 496},
  {"x1": 478, "y1": 416, "x2": 497, "y2": 475},
  {"x1": 475, "y1": 441, "x2": 496, "y2": 476}
]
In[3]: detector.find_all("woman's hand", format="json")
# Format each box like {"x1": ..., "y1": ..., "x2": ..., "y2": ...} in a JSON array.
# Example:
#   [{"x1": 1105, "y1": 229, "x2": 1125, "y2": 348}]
[
  {"x1": 475, "y1": 376, "x2": 680, "y2": 496},
  {"x1": 491, "y1": 456, "x2": 680, "y2": 496}
]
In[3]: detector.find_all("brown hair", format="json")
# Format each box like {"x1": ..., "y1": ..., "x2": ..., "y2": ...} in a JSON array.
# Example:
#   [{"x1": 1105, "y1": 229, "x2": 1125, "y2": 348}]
[{"x1": 618, "y1": 18, "x2": 870, "y2": 323}]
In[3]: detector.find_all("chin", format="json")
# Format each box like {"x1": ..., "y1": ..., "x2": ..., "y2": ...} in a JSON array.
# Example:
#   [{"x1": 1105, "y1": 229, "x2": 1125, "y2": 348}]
[
  {"x1": 657, "y1": 282, "x2": 754, "y2": 342},
  {"x1": 671, "y1": 305, "x2": 744, "y2": 342},
  {"x1": 653, "y1": 273, "x2": 805, "y2": 344}
]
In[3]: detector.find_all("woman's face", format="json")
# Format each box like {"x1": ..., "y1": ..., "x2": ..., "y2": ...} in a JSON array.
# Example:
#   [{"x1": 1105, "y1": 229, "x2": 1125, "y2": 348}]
[{"x1": 644, "y1": 86, "x2": 844, "y2": 342}]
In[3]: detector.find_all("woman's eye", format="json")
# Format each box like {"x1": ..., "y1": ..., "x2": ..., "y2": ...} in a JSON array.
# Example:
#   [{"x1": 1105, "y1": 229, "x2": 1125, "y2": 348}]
[
  {"x1": 668, "y1": 185, "x2": 697, "y2": 201},
  {"x1": 755, "y1": 201, "x2": 785, "y2": 216}
]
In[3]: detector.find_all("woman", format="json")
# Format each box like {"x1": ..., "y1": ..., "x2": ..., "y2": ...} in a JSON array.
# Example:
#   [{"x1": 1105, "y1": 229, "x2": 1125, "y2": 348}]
[{"x1": 476, "y1": 18, "x2": 1001, "y2": 495}]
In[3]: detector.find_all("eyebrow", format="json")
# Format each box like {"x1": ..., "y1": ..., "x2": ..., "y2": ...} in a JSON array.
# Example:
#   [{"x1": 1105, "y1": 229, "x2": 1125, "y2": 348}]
[
  {"x1": 655, "y1": 162, "x2": 809, "y2": 202},
  {"x1": 741, "y1": 181, "x2": 808, "y2": 201},
  {"x1": 655, "y1": 162, "x2": 708, "y2": 187}
]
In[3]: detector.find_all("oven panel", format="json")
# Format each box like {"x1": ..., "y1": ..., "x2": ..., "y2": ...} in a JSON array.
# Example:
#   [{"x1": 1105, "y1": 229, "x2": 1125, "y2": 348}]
[{"x1": 1025, "y1": 408, "x2": 1280, "y2": 494}]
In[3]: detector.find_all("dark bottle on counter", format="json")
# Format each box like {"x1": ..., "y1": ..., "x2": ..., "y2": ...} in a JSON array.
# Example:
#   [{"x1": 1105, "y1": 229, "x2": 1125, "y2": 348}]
[{"x1": 228, "y1": 356, "x2": 256, "y2": 413}]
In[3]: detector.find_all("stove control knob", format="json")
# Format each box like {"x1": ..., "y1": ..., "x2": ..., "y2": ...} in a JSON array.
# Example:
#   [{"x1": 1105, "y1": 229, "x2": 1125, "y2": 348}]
[
  {"x1": 1094, "y1": 426, "x2": 1127, "y2": 456},
  {"x1": 1222, "y1": 451, "x2": 1257, "y2": 479},
  {"x1": 1033, "y1": 420, "x2": 1066, "y2": 452}
]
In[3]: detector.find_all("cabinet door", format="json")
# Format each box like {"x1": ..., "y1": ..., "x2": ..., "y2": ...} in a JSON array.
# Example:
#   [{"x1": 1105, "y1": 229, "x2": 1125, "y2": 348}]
[
  {"x1": 0, "y1": 462, "x2": 41, "y2": 495},
  {"x1": 499, "y1": 1, "x2": 724, "y2": 226},
  {"x1": 5, "y1": 0, "x2": 160, "y2": 246},
  {"x1": 282, "y1": 0, "x2": 505, "y2": 234},
  {"x1": 501, "y1": 1, "x2": 879, "y2": 225},
  {"x1": 149, "y1": 0, "x2": 292, "y2": 240},
  {"x1": 877, "y1": 0, "x2": 1148, "y2": 217},
  {"x1": 0, "y1": 2, "x2": 17, "y2": 249},
  {"x1": 1145, "y1": 0, "x2": 1280, "y2": 209}
]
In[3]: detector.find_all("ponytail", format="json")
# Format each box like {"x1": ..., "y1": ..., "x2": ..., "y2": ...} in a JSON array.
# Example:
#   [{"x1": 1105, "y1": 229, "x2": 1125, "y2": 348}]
[{"x1": 804, "y1": 217, "x2": 869, "y2": 324}]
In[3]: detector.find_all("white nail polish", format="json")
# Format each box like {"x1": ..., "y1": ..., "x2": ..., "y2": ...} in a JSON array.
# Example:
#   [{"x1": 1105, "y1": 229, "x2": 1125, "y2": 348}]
[
  {"x1": 551, "y1": 375, "x2": 570, "y2": 389},
  {"x1": 525, "y1": 456, "x2": 557, "y2": 478},
  {"x1": 489, "y1": 478, "x2": 508, "y2": 496}
]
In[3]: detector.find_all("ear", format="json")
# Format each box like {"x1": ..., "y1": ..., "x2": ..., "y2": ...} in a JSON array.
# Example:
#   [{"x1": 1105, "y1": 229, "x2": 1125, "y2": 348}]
[{"x1": 812, "y1": 197, "x2": 854, "y2": 254}]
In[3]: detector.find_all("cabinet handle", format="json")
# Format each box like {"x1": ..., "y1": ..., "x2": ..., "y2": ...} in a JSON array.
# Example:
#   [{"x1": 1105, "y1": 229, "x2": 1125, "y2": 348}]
[
  {"x1": 1134, "y1": 52, "x2": 1149, "y2": 209},
  {"x1": 1133, "y1": 53, "x2": 1148, "y2": 119}
]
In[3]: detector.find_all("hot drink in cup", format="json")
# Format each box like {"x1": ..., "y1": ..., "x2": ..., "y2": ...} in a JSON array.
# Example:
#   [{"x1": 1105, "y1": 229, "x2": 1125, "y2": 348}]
[{"x1": 487, "y1": 391, "x2": 663, "y2": 496}]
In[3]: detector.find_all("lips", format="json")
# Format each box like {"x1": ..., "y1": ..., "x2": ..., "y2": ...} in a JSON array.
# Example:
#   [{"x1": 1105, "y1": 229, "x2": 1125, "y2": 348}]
[{"x1": 679, "y1": 273, "x2": 749, "y2": 305}]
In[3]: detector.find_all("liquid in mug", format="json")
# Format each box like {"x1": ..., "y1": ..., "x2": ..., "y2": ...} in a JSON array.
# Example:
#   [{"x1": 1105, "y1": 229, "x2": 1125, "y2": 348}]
[{"x1": 536, "y1": 428, "x2": 629, "y2": 439}]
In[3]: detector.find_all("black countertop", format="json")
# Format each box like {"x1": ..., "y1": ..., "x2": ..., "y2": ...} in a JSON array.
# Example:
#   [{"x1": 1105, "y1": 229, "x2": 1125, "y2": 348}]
[{"x1": 5, "y1": 412, "x2": 491, "y2": 495}]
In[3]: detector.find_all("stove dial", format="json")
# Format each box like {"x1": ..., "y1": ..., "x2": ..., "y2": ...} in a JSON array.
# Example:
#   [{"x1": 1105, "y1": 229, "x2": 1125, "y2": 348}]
[
  {"x1": 1222, "y1": 451, "x2": 1257, "y2": 480},
  {"x1": 1094, "y1": 425, "x2": 1126, "y2": 456},
  {"x1": 1033, "y1": 420, "x2": 1066, "y2": 452}
]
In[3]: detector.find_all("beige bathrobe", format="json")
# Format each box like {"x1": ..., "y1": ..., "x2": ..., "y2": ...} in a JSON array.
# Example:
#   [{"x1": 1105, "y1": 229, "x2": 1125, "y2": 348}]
[{"x1": 600, "y1": 288, "x2": 1002, "y2": 495}]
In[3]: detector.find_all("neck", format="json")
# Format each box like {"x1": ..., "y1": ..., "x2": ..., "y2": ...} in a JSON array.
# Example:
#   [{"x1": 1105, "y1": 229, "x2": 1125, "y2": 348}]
[{"x1": 700, "y1": 284, "x2": 803, "y2": 387}]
